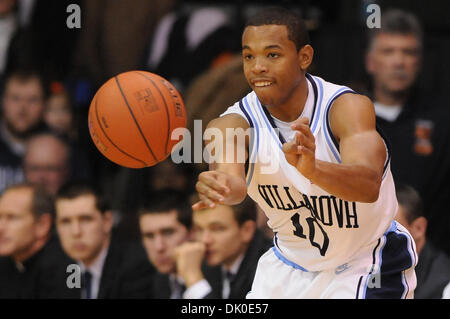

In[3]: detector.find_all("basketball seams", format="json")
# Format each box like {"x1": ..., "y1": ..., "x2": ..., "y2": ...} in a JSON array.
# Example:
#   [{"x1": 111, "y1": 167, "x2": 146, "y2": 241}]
[
  {"x1": 114, "y1": 75, "x2": 159, "y2": 163},
  {"x1": 93, "y1": 95, "x2": 147, "y2": 167},
  {"x1": 134, "y1": 71, "x2": 171, "y2": 155}
]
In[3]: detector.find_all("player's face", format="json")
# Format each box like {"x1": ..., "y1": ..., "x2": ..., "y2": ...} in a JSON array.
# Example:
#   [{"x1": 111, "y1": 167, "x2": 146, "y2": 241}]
[
  {"x1": 140, "y1": 210, "x2": 189, "y2": 274},
  {"x1": 242, "y1": 25, "x2": 303, "y2": 108},
  {"x1": 56, "y1": 194, "x2": 112, "y2": 266},
  {"x1": 366, "y1": 33, "x2": 421, "y2": 95},
  {"x1": 0, "y1": 188, "x2": 37, "y2": 259},
  {"x1": 2, "y1": 77, "x2": 45, "y2": 136},
  {"x1": 193, "y1": 205, "x2": 251, "y2": 268}
]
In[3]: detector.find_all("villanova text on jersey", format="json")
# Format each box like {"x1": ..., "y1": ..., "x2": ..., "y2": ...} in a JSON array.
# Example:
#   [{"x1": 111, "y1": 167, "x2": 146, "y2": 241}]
[{"x1": 257, "y1": 184, "x2": 359, "y2": 229}]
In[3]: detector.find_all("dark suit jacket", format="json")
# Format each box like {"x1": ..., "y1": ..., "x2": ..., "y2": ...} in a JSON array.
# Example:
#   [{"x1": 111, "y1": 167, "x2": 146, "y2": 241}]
[
  {"x1": 224, "y1": 229, "x2": 272, "y2": 299},
  {"x1": 151, "y1": 229, "x2": 271, "y2": 299},
  {"x1": 414, "y1": 241, "x2": 450, "y2": 299},
  {"x1": 42, "y1": 232, "x2": 155, "y2": 299},
  {"x1": 0, "y1": 234, "x2": 69, "y2": 299},
  {"x1": 374, "y1": 90, "x2": 450, "y2": 255}
]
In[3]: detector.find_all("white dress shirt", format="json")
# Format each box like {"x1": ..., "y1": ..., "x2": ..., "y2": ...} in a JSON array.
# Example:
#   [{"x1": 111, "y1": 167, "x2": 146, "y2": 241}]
[
  {"x1": 221, "y1": 253, "x2": 245, "y2": 299},
  {"x1": 78, "y1": 245, "x2": 109, "y2": 299}
]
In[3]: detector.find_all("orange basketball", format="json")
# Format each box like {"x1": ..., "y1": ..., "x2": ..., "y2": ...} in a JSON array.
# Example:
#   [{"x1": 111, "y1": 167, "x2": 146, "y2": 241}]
[{"x1": 88, "y1": 71, "x2": 186, "y2": 168}]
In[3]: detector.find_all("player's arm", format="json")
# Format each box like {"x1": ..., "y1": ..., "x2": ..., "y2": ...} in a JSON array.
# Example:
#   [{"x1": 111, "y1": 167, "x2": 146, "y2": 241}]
[
  {"x1": 283, "y1": 94, "x2": 386, "y2": 203},
  {"x1": 193, "y1": 114, "x2": 249, "y2": 210}
]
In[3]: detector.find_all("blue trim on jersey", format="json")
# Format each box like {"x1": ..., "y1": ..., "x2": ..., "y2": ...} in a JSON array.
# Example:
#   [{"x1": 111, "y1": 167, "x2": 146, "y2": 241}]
[
  {"x1": 362, "y1": 221, "x2": 416, "y2": 299},
  {"x1": 305, "y1": 73, "x2": 318, "y2": 129},
  {"x1": 386, "y1": 220, "x2": 397, "y2": 233},
  {"x1": 255, "y1": 98, "x2": 283, "y2": 149},
  {"x1": 322, "y1": 88, "x2": 354, "y2": 162},
  {"x1": 376, "y1": 126, "x2": 392, "y2": 181},
  {"x1": 242, "y1": 96, "x2": 259, "y2": 187},
  {"x1": 324, "y1": 89, "x2": 356, "y2": 155},
  {"x1": 253, "y1": 74, "x2": 321, "y2": 148},
  {"x1": 239, "y1": 100, "x2": 256, "y2": 187},
  {"x1": 310, "y1": 76, "x2": 324, "y2": 134},
  {"x1": 272, "y1": 246, "x2": 309, "y2": 272},
  {"x1": 259, "y1": 103, "x2": 287, "y2": 144},
  {"x1": 361, "y1": 236, "x2": 385, "y2": 299}
]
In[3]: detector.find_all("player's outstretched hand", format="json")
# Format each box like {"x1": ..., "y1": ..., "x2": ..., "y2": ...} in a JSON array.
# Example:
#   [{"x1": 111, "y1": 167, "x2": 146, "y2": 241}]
[
  {"x1": 282, "y1": 117, "x2": 317, "y2": 179},
  {"x1": 192, "y1": 171, "x2": 231, "y2": 211}
]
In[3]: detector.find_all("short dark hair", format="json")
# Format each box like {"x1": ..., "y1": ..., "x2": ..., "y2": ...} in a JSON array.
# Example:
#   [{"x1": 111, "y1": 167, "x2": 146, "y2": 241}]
[
  {"x1": 367, "y1": 9, "x2": 423, "y2": 50},
  {"x1": 4, "y1": 183, "x2": 54, "y2": 219},
  {"x1": 245, "y1": 6, "x2": 310, "y2": 51},
  {"x1": 56, "y1": 181, "x2": 110, "y2": 214},
  {"x1": 1, "y1": 68, "x2": 48, "y2": 99},
  {"x1": 232, "y1": 196, "x2": 257, "y2": 226},
  {"x1": 138, "y1": 189, "x2": 193, "y2": 230},
  {"x1": 396, "y1": 183, "x2": 424, "y2": 224}
]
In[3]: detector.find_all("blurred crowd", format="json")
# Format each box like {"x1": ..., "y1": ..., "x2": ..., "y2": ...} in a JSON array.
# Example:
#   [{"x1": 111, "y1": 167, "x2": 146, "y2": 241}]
[{"x1": 0, "y1": 0, "x2": 449, "y2": 299}]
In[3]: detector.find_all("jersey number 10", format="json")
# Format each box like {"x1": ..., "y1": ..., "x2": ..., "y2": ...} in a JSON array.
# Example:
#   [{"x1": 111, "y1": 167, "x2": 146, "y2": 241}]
[{"x1": 291, "y1": 212, "x2": 330, "y2": 256}]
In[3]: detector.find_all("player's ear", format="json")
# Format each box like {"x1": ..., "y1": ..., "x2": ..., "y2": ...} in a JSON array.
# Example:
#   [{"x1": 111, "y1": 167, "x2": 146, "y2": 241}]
[{"x1": 298, "y1": 45, "x2": 314, "y2": 71}]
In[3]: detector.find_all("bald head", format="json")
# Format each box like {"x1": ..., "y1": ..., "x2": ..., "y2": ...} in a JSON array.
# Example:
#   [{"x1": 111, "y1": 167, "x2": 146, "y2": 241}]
[{"x1": 24, "y1": 133, "x2": 70, "y2": 195}]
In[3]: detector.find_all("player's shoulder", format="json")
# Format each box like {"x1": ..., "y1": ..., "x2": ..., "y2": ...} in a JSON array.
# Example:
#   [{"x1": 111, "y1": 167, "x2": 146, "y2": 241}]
[
  {"x1": 329, "y1": 93, "x2": 376, "y2": 135},
  {"x1": 331, "y1": 92, "x2": 374, "y2": 117},
  {"x1": 207, "y1": 113, "x2": 250, "y2": 131},
  {"x1": 209, "y1": 93, "x2": 254, "y2": 131},
  {"x1": 333, "y1": 92, "x2": 373, "y2": 108}
]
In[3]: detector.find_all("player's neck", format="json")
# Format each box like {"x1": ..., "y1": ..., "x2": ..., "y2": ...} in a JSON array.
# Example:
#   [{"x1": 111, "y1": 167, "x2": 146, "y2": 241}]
[
  {"x1": 373, "y1": 85, "x2": 409, "y2": 107},
  {"x1": 266, "y1": 78, "x2": 308, "y2": 122}
]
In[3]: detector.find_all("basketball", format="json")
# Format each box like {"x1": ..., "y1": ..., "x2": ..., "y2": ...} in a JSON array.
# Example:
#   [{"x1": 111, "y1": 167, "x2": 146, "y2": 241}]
[{"x1": 88, "y1": 71, "x2": 186, "y2": 168}]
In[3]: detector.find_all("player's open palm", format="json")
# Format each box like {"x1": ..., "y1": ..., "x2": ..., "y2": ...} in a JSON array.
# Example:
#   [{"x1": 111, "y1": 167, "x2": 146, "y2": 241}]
[{"x1": 282, "y1": 117, "x2": 317, "y2": 179}]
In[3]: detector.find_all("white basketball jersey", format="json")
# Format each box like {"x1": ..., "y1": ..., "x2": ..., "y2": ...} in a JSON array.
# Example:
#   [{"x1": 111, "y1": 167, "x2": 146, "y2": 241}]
[{"x1": 220, "y1": 74, "x2": 398, "y2": 272}]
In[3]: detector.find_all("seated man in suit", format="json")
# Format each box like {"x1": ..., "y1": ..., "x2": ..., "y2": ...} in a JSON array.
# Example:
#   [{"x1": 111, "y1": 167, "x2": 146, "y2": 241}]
[
  {"x1": 139, "y1": 188, "x2": 219, "y2": 299},
  {"x1": 54, "y1": 181, "x2": 154, "y2": 298},
  {"x1": 395, "y1": 184, "x2": 450, "y2": 299},
  {"x1": 189, "y1": 196, "x2": 272, "y2": 299},
  {"x1": 0, "y1": 182, "x2": 66, "y2": 298}
]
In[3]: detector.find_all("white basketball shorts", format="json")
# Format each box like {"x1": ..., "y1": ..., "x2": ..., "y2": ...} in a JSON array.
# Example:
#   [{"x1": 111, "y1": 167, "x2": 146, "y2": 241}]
[{"x1": 246, "y1": 221, "x2": 417, "y2": 299}]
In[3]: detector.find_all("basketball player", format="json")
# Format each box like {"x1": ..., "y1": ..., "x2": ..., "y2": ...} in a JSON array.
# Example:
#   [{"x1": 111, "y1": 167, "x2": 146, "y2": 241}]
[{"x1": 192, "y1": 7, "x2": 417, "y2": 298}]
